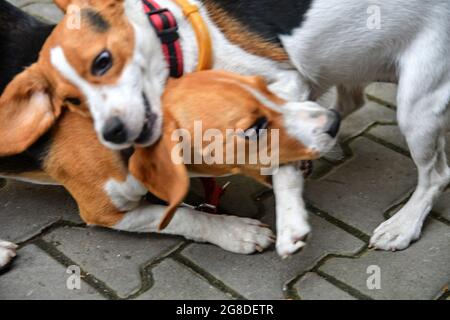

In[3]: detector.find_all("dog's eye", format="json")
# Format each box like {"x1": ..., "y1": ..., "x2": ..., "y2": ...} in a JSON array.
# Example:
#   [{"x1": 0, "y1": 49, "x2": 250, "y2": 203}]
[
  {"x1": 65, "y1": 97, "x2": 81, "y2": 106},
  {"x1": 244, "y1": 117, "x2": 269, "y2": 140},
  {"x1": 92, "y1": 50, "x2": 113, "y2": 76}
]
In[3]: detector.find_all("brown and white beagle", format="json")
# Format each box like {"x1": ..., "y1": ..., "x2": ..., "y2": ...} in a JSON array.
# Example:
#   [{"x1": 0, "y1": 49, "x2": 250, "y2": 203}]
[
  {"x1": 0, "y1": 0, "x2": 341, "y2": 259},
  {"x1": 0, "y1": 69, "x2": 333, "y2": 269}
]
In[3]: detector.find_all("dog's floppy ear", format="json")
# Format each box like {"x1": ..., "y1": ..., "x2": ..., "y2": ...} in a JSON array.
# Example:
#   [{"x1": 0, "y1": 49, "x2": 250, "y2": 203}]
[
  {"x1": 129, "y1": 115, "x2": 190, "y2": 231},
  {"x1": 0, "y1": 64, "x2": 62, "y2": 156}
]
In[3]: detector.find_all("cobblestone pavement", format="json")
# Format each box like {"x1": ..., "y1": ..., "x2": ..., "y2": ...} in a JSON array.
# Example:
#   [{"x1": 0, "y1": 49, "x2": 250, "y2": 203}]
[{"x1": 1, "y1": 0, "x2": 449, "y2": 300}]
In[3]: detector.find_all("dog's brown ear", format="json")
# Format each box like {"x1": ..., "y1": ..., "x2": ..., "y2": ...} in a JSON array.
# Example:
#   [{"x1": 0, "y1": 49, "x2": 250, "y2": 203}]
[
  {"x1": 129, "y1": 116, "x2": 190, "y2": 231},
  {"x1": 0, "y1": 64, "x2": 61, "y2": 156}
]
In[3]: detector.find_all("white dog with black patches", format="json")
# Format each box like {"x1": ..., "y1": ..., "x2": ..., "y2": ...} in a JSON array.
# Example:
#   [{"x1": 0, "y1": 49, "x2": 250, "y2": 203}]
[{"x1": 1, "y1": 0, "x2": 449, "y2": 263}]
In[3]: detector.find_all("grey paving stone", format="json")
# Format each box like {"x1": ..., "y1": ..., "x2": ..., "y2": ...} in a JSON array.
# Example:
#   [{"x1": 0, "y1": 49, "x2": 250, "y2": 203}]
[
  {"x1": 0, "y1": 180, "x2": 81, "y2": 243},
  {"x1": 137, "y1": 259, "x2": 229, "y2": 300},
  {"x1": 6, "y1": 0, "x2": 40, "y2": 8},
  {"x1": 43, "y1": 227, "x2": 182, "y2": 298},
  {"x1": 22, "y1": 2, "x2": 63, "y2": 23},
  {"x1": 294, "y1": 272, "x2": 356, "y2": 300},
  {"x1": 366, "y1": 83, "x2": 398, "y2": 107},
  {"x1": 340, "y1": 102, "x2": 396, "y2": 141},
  {"x1": 305, "y1": 138, "x2": 417, "y2": 235},
  {"x1": 0, "y1": 245, "x2": 103, "y2": 300},
  {"x1": 370, "y1": 125, "x2": 450, "y2": 160},
  {"x1": 182, "y1": 196, "x2": 365, "y2": 300},
  {"x1": 368, "y1": 124, "x2": 407, "y2": 151},
  {"x1": 309, "y1": 159, "x2": 337, "y2": 180},
  {"x1": 324, "y1": 143, "x2": 346, "y2": 162},
  {"x1": 318, "y1": 83, "x2": 398, "y2": 111},
  {"x1": 320, "y1": 220, "x2": 450, "y2": 300}
]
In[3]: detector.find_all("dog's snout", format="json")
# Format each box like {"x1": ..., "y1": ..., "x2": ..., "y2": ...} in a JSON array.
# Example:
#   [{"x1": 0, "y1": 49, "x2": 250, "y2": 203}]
[
  {"x1": 102, "y1": 117, "x2": 128, "y2": 144},
  {"x1": 325, "y1": 109, "x2": 341, "y2": 138}
]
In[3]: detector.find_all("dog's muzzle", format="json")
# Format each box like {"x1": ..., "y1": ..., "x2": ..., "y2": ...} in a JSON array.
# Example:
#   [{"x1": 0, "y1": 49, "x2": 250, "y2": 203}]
[{"x1": 101, "y1": 93, "x2": 159, "y2": 146}]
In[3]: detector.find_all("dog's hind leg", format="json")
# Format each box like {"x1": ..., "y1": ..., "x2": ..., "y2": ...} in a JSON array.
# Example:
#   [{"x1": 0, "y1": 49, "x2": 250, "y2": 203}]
[
  {"x1": 334, "y1": 85, "x2": 366, "y2": 118},
  {"x1": 0, "y1": 240, "x2": 18, "y2": 269},
  {"x1": 371, "y1": 37, "x2": 450, "y2": 250}
]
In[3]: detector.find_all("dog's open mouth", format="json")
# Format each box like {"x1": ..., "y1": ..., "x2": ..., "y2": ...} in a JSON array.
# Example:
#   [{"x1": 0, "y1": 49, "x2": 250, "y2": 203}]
[{"x1": 135, "y1": 93, "x2": 158, "y2": 144}]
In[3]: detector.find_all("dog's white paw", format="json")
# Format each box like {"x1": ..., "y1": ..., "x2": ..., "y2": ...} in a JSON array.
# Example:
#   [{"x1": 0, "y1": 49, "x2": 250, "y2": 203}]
[
  {"x1": 276, "y1": 221, "x2": 311, "y2": 258},
  {"x1": 0, "y1": 241, "x2": 18, "y2": 269},
  {"x1": 212, "y1": 216, "x2": 275, "y2": 254},
  {"x1": 370, "y1": 213, "x2": 422, "y2": 251}
]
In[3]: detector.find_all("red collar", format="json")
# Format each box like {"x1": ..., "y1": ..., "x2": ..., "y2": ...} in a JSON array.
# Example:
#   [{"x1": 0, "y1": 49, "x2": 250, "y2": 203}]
[{"x1": 142, "y1": 0, "x2": 184, "y2": 78}]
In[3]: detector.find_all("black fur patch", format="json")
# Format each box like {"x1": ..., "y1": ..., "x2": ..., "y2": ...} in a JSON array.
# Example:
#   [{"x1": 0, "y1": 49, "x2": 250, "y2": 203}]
[
  {"x1": 0, "y1": 0, "x2": 55, "y2": 93},
  {"x1": 120, "y1": 147, "x2": 135, "y2": 167},
  {"x1": 82, "y1": 9, "x2": 110, "y2": 33},
  {"x1": 0, "y1": 0, "x2": 54, "y2": 171},
  {"x1": 201, "y1": 0, "x2": 313, "y2": 45},
  {"x1": 0, "y1": 132, "x2": 52, "y2": 175}
]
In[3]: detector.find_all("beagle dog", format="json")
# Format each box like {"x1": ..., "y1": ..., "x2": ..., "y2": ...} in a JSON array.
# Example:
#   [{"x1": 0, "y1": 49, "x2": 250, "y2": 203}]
[
  {"x1": 0, "y1": 68, "x2": 336, "y2": 269},
  {"x1": 23, "y1": 0, "x2": 450, "y2": 254},
  {"x1": 0, "y1": 0, "x2": 341, "y2": 258},
  {"x1": 0, "y1": 0, "x2": 335, "y2": 267}
]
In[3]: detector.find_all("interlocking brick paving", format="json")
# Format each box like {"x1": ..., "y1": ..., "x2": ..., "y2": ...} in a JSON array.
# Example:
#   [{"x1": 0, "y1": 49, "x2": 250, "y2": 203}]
[
  {"x1": 305, "y1": 138, "x2": 417, "y2": 235},
  {"x1": 294, "y1": 272, "x2": 356, "y2": 300},
  {"x1": 320, "y1": 220, "x2": 450, "y2": 300},
  {"x1": 0, "y1": 0, "x2": 448, "y2": 300},
  {"x1": 136, "y1": 259, "x2": 230, "y2": 300},
  {"x1": 0, "y1": 245, "x2": 104, "y2": 300},
  {"x1": 43, "y1": 227, "x2": 182, "y2": 298}
]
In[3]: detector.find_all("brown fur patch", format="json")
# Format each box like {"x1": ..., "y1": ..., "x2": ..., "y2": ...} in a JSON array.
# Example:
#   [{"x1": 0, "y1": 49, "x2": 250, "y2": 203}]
[
  {"x1": 44, "y1": 0, "x2": 135, "y2": 85},
  {"x1": 203, "y1": 1, "x2": 289, "y2": 62},
  {"x1": 44, "y1": 112, "x2": 127, "y2": 227}
]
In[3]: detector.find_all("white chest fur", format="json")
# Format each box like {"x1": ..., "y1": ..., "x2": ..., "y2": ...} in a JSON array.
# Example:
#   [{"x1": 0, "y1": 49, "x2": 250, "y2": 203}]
[{"x1": 104, "y1": 175, "x2": 148, "y2": 211}]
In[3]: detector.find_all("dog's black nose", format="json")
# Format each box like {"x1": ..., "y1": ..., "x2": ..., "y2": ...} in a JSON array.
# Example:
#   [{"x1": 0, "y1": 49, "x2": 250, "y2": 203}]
[
  {"x1": 103, "y1": 117, "x2": 128, "y2": 144},
  {"x1": 325, "y1": 109, "x2": 341, "y2": 138}
]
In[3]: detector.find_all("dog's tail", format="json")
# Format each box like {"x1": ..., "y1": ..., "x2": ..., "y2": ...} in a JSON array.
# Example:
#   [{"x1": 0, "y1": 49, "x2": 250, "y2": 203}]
[{"x1": 0, "y1": 0, "x2": 55, "y2": 93}]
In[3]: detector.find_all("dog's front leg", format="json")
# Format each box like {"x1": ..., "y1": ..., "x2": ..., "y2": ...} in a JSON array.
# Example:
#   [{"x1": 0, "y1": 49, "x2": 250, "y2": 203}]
[
  {"x1": 113, "y1": 204, "x2": 275, "y2": 254},
  {"x1": 268, "y1": 74, "x2": 315, "y2": 257},
  {"x1": 273, "y1": 165, "x2": 311, "y2": 258},
  {"x1": 0, "y1": 240, "x2": 18, "y2": 269}
]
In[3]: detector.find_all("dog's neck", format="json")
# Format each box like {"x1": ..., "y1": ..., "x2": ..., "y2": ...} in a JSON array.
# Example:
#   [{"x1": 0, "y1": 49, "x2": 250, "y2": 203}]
[{"x1": 125, "y1": 0, "x2": 200, "y2": 76}]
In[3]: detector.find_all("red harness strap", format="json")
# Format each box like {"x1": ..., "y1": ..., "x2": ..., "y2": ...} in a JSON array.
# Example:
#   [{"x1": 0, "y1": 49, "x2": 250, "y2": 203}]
[
  {"x1": 142, "y1": 0, "x2": 184, "y2": 78},
  {"x1": 197, "y1": 178, "x2": 229, "y2": 214}
]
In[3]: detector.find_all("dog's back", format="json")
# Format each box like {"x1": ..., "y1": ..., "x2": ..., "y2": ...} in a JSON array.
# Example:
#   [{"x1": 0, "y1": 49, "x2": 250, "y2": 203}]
[{"x1": 0, "y1": 0, "x2": 54, "y2": 93}]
